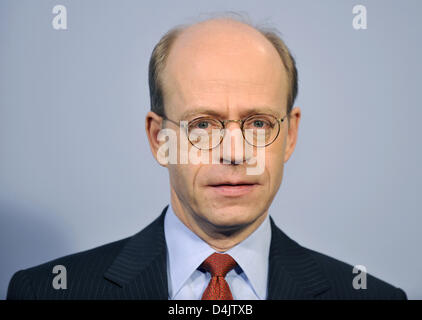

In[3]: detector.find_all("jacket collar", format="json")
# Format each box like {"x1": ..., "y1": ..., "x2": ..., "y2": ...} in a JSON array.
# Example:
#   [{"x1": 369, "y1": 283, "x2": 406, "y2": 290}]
[{"x1": 104, "y1": 206, "x2": 331, "y2": 299}]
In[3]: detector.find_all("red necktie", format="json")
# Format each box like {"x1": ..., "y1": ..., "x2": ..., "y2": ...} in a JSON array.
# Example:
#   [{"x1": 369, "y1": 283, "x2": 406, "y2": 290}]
[{"x1": 200, "y1": 253, "x2": 237, "y2": 300}]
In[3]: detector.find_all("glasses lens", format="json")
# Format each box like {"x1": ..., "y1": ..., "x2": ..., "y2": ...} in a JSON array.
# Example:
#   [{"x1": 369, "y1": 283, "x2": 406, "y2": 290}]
[
  {"x1": 243, "y1": 114, "x2": 279, "y2": 147},
  {"x1": 188, "y1": 118, "x2": 223, "y2": 150}
]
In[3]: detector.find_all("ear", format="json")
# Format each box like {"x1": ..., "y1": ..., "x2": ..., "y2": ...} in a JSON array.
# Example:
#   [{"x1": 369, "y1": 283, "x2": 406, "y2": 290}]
[
  {"x1": 145, "y1": 111, "x2": 166, "y2": 166},
  {"x1": 284, "y1": 107, "x2": 301, "y2": 163}
]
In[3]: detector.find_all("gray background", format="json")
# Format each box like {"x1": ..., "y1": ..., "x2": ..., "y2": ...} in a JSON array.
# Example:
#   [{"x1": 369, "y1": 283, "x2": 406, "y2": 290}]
[{"x1": 1, "y1": 0, "x2": 421, "y2": 299}]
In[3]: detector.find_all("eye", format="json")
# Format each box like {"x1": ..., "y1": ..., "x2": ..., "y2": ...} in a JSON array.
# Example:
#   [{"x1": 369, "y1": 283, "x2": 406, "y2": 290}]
[
  {"x1": 244, "y1": 115, "x2": 275, "y2": 130},
  {"x1": 189, "y1": 118, "x2": 221, "y2": 132},
  {"x1": 197, "y1": 121, "x2": 209, "y2": 129},
  {"x1": 253, "y1": 120, "x2": 265, "y2": 128}
]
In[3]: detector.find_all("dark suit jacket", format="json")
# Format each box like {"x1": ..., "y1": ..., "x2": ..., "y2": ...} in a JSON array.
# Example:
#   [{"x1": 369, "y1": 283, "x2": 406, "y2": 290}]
[{"x1": 7, "y1": 206, "x2": 407, "y2": 299}]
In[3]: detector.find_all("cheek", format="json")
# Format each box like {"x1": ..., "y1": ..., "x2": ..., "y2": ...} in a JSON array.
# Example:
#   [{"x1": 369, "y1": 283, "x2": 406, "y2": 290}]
[
  {"x1": 264, "y1": 155, "x2": 284, "y2": 190},
  {"x1": 263, "y1": 138, "x2": 286, "y2": 190},
  {"x1": 168, "y1": 164, "x2": 202, "y2": 200}
]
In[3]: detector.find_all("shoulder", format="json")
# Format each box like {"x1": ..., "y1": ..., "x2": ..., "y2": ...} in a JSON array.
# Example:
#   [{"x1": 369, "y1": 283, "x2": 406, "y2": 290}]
[
  {"x1": 268, "y1": 218, "x2": 406, "y2": 299},
  {"x1": 7, "y1": 209, "x2": 168, "y2": 300},
  {"x1": 304, "y1": 246, "x2": 407, "y2": 299},
  {"x1": 7, "y1": 237, "x2": 129, "y2": 300}
]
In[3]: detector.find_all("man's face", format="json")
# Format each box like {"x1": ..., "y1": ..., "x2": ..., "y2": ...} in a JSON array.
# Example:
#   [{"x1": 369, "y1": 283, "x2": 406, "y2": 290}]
[{"x1": 147, "y1": 20, "x2": 300, "y2": 231}]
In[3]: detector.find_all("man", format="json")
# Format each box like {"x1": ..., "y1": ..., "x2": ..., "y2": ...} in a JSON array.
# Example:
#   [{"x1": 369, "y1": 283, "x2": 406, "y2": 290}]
[{"x1": 7, "y1": 17, "x2": 406, "y2": 300}]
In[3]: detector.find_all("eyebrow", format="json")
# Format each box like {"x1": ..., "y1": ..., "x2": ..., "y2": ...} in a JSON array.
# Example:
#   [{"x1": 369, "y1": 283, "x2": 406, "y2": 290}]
[
  {"x1": 180, "y1": 108, "x2": 222, "y2": 120},
  {"x1": 180, "y1": 106, "x2": 282, "y2": 120}
]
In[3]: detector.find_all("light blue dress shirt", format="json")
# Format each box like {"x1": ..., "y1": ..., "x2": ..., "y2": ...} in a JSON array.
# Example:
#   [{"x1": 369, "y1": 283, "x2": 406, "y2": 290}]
[{"x1": 164, "y1": 204, "x2": 271, "y2": 300}]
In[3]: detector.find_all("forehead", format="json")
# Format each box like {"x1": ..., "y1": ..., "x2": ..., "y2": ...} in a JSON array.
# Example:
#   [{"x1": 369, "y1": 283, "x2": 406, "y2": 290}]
[{"x1": 162, "y1": 19, "x2": 288, "y2": 118}]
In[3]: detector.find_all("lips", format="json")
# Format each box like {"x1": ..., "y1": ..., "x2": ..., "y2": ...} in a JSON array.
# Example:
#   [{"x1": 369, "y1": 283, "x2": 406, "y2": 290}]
[{"x1": 207, "y1": 181, "x2": 258, "y2": 197}]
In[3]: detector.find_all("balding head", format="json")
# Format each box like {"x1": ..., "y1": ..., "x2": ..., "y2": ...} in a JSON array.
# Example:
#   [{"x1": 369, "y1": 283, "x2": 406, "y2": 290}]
[{"x1": 148, "y1": 17, "x2": 298, "y2": 118}]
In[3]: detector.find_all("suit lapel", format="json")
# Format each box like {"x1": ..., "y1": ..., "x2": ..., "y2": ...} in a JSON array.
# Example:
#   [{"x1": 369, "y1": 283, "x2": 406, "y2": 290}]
[
  {"x1": 103, "y1": 206, "x2": 169, "y2": 299},
  {"x1": 267, "y1": 217, "x2": 331, "y2": 299}
]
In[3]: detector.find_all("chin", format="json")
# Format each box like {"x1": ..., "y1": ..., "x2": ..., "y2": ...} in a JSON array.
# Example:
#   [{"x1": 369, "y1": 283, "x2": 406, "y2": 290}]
[{"x1": 199, "y1": 204, "x2": 263, "y2": 229}]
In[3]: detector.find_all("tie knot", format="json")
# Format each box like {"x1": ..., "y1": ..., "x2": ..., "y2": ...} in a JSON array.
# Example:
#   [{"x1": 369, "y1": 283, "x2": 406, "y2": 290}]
[{"x1": 200, "y1": 253, "x2": 237, "y2": 277}]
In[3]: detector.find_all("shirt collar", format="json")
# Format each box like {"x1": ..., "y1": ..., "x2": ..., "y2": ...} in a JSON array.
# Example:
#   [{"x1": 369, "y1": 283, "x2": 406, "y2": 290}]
[
  {"x1": 225, "y1": 212, "x2": 271, "y2": 299},
  {"x1": 164, "y1": 204, "x2": 271, "y2": 299}
]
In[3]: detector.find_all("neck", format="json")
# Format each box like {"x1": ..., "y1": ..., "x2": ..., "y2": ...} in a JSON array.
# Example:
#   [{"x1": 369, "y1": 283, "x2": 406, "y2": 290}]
[{"x1": 170, "y1": 192, "x2": 268, "y2": 252}]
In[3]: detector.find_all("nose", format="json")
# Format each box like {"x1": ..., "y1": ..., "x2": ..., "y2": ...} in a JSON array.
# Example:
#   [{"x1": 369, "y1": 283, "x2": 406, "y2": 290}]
[{"x1": 219, "y1": 121, "x2": 252, "y2": 165}]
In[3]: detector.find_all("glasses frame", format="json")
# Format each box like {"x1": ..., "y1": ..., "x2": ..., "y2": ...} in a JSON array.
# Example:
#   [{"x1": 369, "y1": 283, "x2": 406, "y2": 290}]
[{"x1": 160, "y1": 112, "x2": 289, "y2": 150}]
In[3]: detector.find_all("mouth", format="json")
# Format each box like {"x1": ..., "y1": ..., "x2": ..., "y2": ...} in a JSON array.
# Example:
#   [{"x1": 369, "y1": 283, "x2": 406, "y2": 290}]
[{"x1": 207, "y1": 182, "x2": 258, "y2": 197}]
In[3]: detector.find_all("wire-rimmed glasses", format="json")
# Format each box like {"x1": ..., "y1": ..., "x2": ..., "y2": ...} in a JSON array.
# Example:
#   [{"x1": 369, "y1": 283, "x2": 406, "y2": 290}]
[{"x1": 161, "y1": 113, "x2": 289, "y2": 150}]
